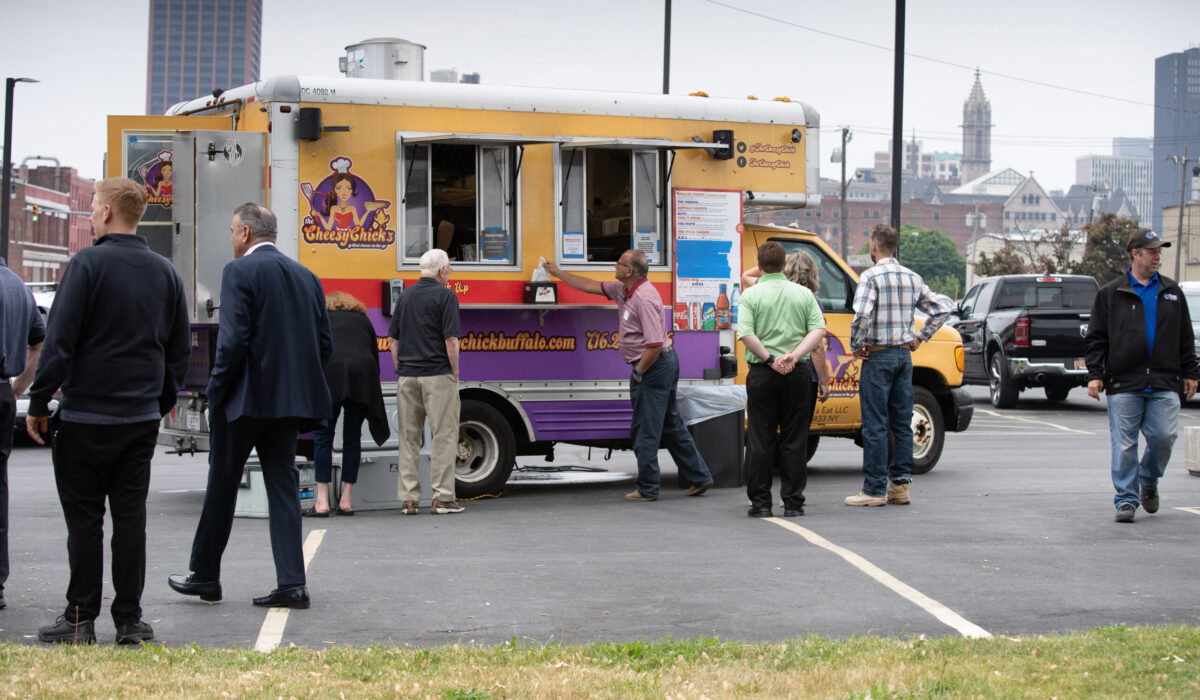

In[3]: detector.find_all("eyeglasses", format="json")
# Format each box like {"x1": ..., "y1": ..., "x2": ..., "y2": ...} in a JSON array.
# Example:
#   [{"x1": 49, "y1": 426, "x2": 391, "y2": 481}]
[{"x1": 615, "y1": 261, "x2": 631, "y2": 270}]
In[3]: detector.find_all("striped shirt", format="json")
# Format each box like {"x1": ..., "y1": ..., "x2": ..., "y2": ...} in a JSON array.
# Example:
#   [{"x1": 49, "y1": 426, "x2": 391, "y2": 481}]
[{"x1": 850, "y1": 257, "x2": 952, "y2": 352}]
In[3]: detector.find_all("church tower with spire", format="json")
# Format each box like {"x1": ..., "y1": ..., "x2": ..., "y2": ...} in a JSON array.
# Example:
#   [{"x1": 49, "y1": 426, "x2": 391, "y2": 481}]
[{"x1": 960, "y1": 70, "x2": 993, "y2": 184}]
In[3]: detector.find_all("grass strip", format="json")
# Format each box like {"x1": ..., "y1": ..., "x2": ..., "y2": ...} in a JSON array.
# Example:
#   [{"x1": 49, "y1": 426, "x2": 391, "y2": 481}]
[{"x1": 1, "y1": 624, "x2": 1197, "y2": 698}]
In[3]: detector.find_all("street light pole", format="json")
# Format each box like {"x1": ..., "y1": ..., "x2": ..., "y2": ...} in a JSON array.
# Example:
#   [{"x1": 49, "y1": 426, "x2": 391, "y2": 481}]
[
  {"x1": 1169, "y1": 145, "x2": 1196, "y2": 280},
  {"x1": 966, "y1": 202, "x2": 983, "y2": 286},
  {"x1": 2, "y1": 77, "x2": 39, "y2": 263},
  {"x1": 839, "y1": 127, "x2": 851, "y2": 256}
]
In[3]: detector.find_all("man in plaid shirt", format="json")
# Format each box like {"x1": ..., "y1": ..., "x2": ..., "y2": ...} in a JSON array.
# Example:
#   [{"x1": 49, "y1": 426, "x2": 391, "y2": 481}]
[{"x1": 846, "y1": 224, "x2": 952, "y2": 507}]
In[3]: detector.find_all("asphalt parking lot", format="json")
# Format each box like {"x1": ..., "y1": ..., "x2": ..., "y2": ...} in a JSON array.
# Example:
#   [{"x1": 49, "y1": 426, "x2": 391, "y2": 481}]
[{"x1": 3, "y1": 386, "x2": 1200, "y2": 649}]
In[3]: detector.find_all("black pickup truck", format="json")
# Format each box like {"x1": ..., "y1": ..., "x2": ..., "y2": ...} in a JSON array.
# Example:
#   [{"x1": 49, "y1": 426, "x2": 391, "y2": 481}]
[{"x1": 948, "y1": 274, "x2": 1100, "y2": 408}]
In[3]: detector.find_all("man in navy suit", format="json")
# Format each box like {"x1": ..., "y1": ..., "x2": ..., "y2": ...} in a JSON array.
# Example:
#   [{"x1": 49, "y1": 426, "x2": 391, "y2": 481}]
[{"x1": 169, "y1": 203, "x2": 332, "y2": 609}]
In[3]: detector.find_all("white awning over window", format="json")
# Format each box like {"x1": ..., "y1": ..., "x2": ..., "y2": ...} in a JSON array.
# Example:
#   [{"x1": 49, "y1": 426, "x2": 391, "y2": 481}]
[
  {"x1": 560, "y1": 136, "x2": 727, "y2": 151},
  {"x1": 396, "y1": 131, "x2": 566, "y2": 146}
]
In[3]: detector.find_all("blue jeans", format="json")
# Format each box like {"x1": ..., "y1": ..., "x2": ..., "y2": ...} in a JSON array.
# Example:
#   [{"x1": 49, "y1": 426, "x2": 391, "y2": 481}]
[
  {"x1": 1107, "y1": 391, "x2": 1179, "y2": 508},
  {"x1": 313, "y1": 401, "x2": 365, "y2": 484},
  {"x1": 629, "y1": 350, "x2": 713, "y2": 498},
  {"x1": 858, "y1": 347, "x2": 914, "y2": 497}
]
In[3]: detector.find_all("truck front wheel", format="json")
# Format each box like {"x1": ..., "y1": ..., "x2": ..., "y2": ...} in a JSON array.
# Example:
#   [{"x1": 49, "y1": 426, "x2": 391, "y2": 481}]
[
  {"x1": 989, "y1": 353, "x2": 1019, "y2": 409},
  {"x1": 455, "y1": 400, "x2": 516, "y2": 498},
  {"x1": 911, "y1": 386, "x2": 945, "y2": 475}
]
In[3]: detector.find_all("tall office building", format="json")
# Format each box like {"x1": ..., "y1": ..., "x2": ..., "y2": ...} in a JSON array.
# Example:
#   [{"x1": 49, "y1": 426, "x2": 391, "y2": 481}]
[
  {"x1": 145, "y1": 0, "x2": 263, "y2": 115},
  {"x1": 1153, "y1": 47, "x2": 1200, "y2": 236},
  {"x1": 1076, "y1": 139, "x2": 1153, "y2": 224}
]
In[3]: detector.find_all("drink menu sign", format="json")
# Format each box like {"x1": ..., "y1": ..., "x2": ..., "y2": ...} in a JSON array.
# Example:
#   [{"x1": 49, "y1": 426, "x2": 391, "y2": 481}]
[{"x1": 671, "y1": 188, "x2": 742, "y2": 332}]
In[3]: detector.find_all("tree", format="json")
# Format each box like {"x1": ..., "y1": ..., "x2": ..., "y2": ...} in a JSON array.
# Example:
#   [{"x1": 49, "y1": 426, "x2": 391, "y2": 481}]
[
  {"x1": 1076, "y1": 213, "x2": 1138, "y2": 286},
  {"x1": 857, "y1": 226, "x2": 966, "y2": 297},
  {"x1": 974, "y1": 244, "x2": 1029, "y2": 277},
  {"x1": 971, "y1": 215, "x2": 1138, "y2": 287},
  {"x1": 896, "y1": 226, "x2": 966, "y2": 297}
]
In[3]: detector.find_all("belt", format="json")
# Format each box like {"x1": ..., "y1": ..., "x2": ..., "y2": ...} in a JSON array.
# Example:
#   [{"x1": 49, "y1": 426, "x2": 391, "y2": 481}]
[
  {"x1": 866, "y1": 344, "x2": 907, "y2": 352},
  {"x1": 630, "y1": 347, "x2": 673, "y2": 366}
]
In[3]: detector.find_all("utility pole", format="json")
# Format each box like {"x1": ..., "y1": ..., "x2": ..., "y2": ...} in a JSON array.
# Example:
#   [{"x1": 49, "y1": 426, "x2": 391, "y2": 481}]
[
  {"x1": 1168, "y1": 145, "x2": 1197, "y2": 280},
  {"x1": 832, "y1": 127, "x2": 852, "y2": 256},
  {"x1": 662, "y1": 0, "x2": 671, "y2": 95},
  {"x1": 889, "y1": 0, "x2": 905, "y2": 237}
]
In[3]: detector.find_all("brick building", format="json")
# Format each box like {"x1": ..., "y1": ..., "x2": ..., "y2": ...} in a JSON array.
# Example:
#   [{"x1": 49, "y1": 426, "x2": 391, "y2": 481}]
[{"x1": 3, "y1": 165, "x2": 94, "y2": 283}]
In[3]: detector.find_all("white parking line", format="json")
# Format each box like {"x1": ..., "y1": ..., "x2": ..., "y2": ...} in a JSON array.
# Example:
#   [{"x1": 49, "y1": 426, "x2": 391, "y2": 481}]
[
  {"x1": 974, "y1": 409, "x2": 1094, "y2": 435},
  {"x1": 1173, "y1": 507, "x2": 1200, "y2": 516},
  {"x1": 768, "y1": 518, "x2": 992, "y2": 639},
  {"x1": 254, "y1": 529, "x2": 325, "y2": 652}
]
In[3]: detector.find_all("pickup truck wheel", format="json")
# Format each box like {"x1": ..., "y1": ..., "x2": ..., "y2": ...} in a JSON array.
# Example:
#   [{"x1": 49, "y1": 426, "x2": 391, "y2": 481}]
[
  {"x1": 989, "y1": 353, "x2": 1019, "y2": 409},
  {"x1": 911, "y1": 386, "x2": 944, "y2": 475},
  {"x1": 455, "y1": 400, "x2": 516, "y2": 498},
  {"x1": 1044, "y1": 386, "x2": 1070, "y2": 401}
]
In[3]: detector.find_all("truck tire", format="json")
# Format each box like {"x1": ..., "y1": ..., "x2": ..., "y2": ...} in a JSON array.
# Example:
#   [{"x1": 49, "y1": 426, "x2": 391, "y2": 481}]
[
  {"x1": 1044, "y1": 386, "x2": 1070, "y2": 401},
  {"x1": 455, "y1": 400, "x2": 516, "y2": 498},
  {"x1": 911, "y1": 386, "x2": 944, "y2": 475},
  {"x1": 989, "y1": 353, "x2": 1019, "y2": 409}
]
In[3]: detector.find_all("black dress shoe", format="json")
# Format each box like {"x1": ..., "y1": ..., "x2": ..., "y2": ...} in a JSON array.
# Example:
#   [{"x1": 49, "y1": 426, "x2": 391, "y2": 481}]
[
  {"x1": 783, "y1": 507, "x2": 805, "y2": 517},
  {"x1": 253, "y1": 585, "x2": 310, "y2": 609},
  {"x1": 168, "y1": 573, "x2": 222, "y2": 602},
  {"x1": 38, "y1": 615, "x2": 96, "y2": 644},
  {"x1": 115, "y1": 619, "x2": 155, "y2": 645},
  {"x1": 0, "y1": 591, "x2": 6, "y2": 609},
  {"x1": 747, "y1": 506, "x2": 773, "y2": 517}
]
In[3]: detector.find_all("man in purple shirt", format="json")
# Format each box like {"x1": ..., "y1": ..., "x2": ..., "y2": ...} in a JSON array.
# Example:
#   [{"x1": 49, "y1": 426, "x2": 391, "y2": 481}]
[{"x1": 544, "y1": 250, "x2": 713, "y2": 501}]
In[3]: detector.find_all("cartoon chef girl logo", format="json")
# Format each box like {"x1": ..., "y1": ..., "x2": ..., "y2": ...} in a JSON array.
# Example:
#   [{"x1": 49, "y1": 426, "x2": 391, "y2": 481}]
[
  {"x1": 140, "y1": 150, "x2": 173, "y2": 207},
  {"x1": 300, "y1": 156, "x2": 395, "y2": 250}
]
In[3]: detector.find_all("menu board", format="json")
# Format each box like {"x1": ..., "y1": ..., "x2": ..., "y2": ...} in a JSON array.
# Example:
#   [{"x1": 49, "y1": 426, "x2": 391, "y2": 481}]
[{"x1": 672, "y1": 188, "x2": 742, "y2": 331}]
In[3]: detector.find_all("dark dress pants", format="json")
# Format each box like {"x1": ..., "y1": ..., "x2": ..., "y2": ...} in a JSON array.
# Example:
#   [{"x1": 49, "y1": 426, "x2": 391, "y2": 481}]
[
  {"x1": 746, "y1": 362, "x2": 813, "y2": 511},
  {"x1": 190, "y1": 408, "x2": 305, "y2": 588},
  {"x1": 0, "y1": 383, "x2": 14, "y2": 595},
  {"x1": 628, "y1": 350, "x2": 713, "y2": 499},
  {"x1": 51, "y1": 420, "x2": 159, "y2": 623}
]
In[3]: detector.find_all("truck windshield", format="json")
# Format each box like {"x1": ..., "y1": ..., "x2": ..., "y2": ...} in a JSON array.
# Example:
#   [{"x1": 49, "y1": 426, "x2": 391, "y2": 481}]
[{"x1": 994, "y1": 279, "x2": 1097, "y2": 310}]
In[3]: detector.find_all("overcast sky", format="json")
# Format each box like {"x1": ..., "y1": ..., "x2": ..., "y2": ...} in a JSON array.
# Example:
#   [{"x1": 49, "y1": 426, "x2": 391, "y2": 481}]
[{"x1": 2, "y1": 0, "x2": 1196, "y2": 197}]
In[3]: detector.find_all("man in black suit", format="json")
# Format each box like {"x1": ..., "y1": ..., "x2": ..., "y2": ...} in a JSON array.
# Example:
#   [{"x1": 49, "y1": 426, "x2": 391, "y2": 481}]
[{"x1": 169, "y1": 203, "x2": 331, "y2": 609}]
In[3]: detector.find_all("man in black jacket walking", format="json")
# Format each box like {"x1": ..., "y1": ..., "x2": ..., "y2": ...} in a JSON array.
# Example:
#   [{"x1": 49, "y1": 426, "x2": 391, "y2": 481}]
[
  {"x1": 27, "y1": 177, "x2": 191, "y2": 643},
  {"x1": 1084, "y1": 228, "x2": 1199, "y2": 523}
]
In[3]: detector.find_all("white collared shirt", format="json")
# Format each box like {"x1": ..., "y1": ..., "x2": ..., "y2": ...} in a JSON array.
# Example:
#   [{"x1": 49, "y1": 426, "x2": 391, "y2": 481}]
[{"x1": 244, "y1": 240, "x2": 277, "y2": 256}]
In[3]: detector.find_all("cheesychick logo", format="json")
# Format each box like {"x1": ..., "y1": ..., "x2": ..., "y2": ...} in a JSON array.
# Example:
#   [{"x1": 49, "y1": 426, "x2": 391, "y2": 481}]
[
  {"x1": 138, "y1": 150, "x2": 174, "y2": 207},
  {"x1": 823, "y1": 334, "x2": 862, "y2": 399},
  {"x1": 300, "y1": 157, "x2": 396, "y2": 250}
]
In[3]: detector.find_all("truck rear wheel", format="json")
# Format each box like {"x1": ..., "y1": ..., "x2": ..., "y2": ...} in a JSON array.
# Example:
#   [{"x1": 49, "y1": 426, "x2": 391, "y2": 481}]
[
  {"x1": 989, "y1": 353, "x2": 1019, "y2": 409},
  {"x1": 455, "y1": 400, "x2": 516, "y2": 498},
  {"x1": 911, "y1": 386, "x2": 944, "y2": 475},
  {"x1": 1044, "y1": 386, "x2": 1070, "y2": 401}
]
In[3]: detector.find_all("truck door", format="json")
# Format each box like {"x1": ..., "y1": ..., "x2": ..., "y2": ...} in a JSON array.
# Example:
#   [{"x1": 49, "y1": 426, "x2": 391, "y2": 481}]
[
  {"x1": 123, "y1": 129, "x2": 266, "y2": 324},
  {"x1": 953, "y1": 280, "x2": 995, "y2": 381}
]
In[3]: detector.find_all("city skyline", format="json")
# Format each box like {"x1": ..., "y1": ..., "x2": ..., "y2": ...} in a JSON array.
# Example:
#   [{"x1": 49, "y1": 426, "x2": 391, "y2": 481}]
[{"x1": 2, "y1": 0, "x2": 1197, "y2": 205}]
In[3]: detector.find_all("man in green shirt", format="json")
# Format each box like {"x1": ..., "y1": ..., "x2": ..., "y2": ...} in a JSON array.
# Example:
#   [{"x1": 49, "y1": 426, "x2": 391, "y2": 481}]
[{"x1": 739, "y1": 242, "x2": 827, "y2": 517}]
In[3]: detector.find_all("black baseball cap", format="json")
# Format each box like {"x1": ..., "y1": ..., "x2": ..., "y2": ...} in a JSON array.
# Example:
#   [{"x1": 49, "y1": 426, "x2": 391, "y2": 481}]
[{"x1": 1127, "y1": 228, "x2": 1170, "y2": 251}]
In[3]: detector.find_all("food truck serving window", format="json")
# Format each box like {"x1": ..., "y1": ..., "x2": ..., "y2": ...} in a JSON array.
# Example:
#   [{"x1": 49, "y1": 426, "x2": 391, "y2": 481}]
[
  {"x1": 396, "y1": 132, "x2": 559, "y2": 267},
  {"x1": 556, "y1": 137, "x2": 717, "y2": 267}
]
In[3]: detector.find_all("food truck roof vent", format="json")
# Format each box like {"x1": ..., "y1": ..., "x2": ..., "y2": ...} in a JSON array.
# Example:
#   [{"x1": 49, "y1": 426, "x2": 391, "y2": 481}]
[{"x1": 339, "y1": 37, "x2": 427, "y2": 81}]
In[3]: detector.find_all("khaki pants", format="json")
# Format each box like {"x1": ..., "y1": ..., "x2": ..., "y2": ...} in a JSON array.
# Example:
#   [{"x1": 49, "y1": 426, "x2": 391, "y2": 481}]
[{"x1": 396, "y1": 374, "x2": 460, "y2": 503}]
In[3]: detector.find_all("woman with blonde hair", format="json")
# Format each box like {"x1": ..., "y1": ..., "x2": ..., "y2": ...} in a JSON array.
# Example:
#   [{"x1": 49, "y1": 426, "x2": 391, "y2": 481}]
[{"x1": 308, "y1": 291, "x2": 390, "y2": 516}]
